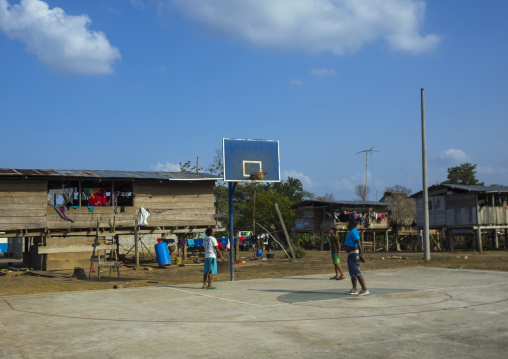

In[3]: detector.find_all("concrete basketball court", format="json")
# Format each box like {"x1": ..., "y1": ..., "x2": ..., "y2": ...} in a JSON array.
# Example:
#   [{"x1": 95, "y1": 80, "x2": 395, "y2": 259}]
[{"x1": 1, "y1": 267, "x2": 507, "y2": 359}]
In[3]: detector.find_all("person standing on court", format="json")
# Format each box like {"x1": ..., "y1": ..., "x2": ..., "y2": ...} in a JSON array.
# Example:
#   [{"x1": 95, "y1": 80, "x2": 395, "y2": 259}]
[
  {"x1": 202, "y1": 227, "x2": 225, "y2": 289},
  {"x1": 328, "y1": 227, "x2": 346, "y2": 280},
  {"x1": 343, "y1": 218, "x2": 369, "y2": 295}
]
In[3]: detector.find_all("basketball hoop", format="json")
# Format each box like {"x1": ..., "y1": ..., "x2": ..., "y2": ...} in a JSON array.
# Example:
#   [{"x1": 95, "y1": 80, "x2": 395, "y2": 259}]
[{"x1": 250, "y1": 171, "x2": 267, "y2": 181}]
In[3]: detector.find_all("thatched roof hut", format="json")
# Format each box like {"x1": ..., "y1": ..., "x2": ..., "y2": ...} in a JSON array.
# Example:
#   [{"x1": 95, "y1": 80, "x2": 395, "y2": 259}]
[{"x1": 379, "y1": 191, "x2": 416, "y2": 229}]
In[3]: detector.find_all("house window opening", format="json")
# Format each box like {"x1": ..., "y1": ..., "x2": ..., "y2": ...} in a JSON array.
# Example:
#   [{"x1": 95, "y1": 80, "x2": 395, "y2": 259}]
[{"x1": 48, "y1": 180, "x2": 134, "y2": 208}]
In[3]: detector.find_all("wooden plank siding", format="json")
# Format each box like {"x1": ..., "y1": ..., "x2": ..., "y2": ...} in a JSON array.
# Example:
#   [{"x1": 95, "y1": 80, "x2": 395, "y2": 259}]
[
  {"x1": 445, "y1": 194, "x2": 477, "y2": 227},
  {"x1": 134, "y1": 181, "x2": 216, "y2": 227},
  {"x1": 0, "y1": 180, "x2": 47, "y2": 231},
  {"x1": 477, "y1": 207, "x2": 508, "y2": 226},
  {"x1": 46, "y1": 207, "x2": 137, "y2": 230},
  {"x1": 294, "y1": 207, "x2": 316, "y2": 231},
  {"x1": 0, "y1": 178, "x2": 218, "y2": 232},
  {"x1": 416, "y1": 196, "x2": 446, "y2": 228}
]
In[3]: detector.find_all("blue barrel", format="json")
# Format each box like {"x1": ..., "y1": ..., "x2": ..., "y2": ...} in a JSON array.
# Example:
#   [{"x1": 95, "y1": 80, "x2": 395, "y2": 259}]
[
  {"x1": 256, "y1": 249, "x2": 262, "y2": 257},
  {"x1": 154, "y1": 242, "x2": 171, "y2": 267}
]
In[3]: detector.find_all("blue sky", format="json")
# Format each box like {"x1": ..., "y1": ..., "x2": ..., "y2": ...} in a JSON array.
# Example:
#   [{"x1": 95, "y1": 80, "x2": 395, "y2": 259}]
[{"x1": 1, "y1": 0, "x2": 507, "y2": 200}]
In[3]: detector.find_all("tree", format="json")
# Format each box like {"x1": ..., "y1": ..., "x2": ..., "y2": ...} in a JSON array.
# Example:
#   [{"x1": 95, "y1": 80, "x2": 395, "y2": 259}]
[
  {"x1": 355, "y1": 184, "x2": 370, "y2": 201},
  {"x1": 205, "y1": 149, "x2": 227, "y2": 228},
  {"x1": 269, "y1": 177, "x2": 306, "y2": 204},
  {"x1": 179, "y1": 160, "x2": 201, "y2": 173},
  {"x1": 315, "y1": 193, "x2": 335, "y2": 201},
  {"x1": 445, "y1": 163, "x2": 484, "y2": 186},
  {"x1": 385, "y1": 185, "x2": 412, "y2": 195}
]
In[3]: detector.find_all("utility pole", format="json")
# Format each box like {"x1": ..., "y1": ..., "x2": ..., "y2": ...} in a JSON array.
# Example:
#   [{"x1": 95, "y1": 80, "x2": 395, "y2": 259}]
[
  {"x1": 421, "y1": 88, "x2": 430, "y2": 260},
  {"x1": 355, "y1": 147, "x2": 379, "y2": 201}
]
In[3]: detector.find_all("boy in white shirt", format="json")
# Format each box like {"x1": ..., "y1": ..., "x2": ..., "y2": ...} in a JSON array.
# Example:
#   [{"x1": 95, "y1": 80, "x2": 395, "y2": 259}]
[{"x1": 202, "y1": 228, "x2": 225, "y2": 289}]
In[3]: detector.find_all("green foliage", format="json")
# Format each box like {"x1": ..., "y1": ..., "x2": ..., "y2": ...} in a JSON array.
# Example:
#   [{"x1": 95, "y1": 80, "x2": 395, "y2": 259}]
[
  {"x1": 268, "y1": 177, "x2": 306, "y2": 203},
  {"x1": 179, "y1": 160, "x2": 200, "y2": 173},
  {"x1": 315, "y1": 193, "x2": 335, "y2": 201},
  {"x1": 444, "y1": 163, "x2": 484, "y2": 186},
  {"x1": 290, "y1": 246, "x2": 307, "y2": 258},
  {"x1": 232, "y1": 183, "x2": 295, "y2": 235}
]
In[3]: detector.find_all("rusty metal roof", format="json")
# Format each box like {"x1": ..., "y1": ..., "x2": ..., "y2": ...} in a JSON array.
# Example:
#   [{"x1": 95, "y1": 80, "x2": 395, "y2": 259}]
[{"x1": 0, "y1": 168, "x2": 222, "y2": 181}]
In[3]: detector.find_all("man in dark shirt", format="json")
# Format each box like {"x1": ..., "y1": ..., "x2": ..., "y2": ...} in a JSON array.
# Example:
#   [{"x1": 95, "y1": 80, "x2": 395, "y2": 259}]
[{"x1": 328, "y1": 227, "x2": 346, "y2": 280}]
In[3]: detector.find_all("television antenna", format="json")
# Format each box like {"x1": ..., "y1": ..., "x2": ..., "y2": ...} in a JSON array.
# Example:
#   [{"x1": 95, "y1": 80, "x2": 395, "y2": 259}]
[{"x1": 355, "y1": 147, "x2": 379, "y2": 201}]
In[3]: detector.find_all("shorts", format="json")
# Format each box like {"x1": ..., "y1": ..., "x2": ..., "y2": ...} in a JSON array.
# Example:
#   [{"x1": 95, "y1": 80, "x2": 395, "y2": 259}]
[
  {"x1": 347, "y1": 252, "x2": 362, "y2": 277},
  {"x1": 203, "y1": 258, "x2": 217, "y2": 274},
  {"x1": 331, "y1": 253, "x2": 340, "y2": 264}
]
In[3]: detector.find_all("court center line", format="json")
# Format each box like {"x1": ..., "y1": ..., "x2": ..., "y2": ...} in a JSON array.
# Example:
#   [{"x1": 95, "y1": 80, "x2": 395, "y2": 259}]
[{"x1": 166, "y1": 287, "x2": 268, "y2": 307}]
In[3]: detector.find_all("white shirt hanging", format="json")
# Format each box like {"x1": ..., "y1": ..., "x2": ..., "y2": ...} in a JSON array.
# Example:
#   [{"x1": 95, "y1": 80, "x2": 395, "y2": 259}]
[{"x1": 138, "y1": 207, "x2": 150, "y2": 226}]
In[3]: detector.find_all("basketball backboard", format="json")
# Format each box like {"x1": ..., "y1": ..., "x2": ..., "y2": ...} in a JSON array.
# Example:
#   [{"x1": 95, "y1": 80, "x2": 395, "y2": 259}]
[{"x1": 222, "y1": 138, "x2": 280, "y2": 182}]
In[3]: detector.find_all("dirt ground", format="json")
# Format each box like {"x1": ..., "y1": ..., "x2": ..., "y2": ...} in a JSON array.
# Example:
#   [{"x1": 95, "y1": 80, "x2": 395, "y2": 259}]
[{"x1": 1, "y1": 249, "x2": 507, "y2": 297}]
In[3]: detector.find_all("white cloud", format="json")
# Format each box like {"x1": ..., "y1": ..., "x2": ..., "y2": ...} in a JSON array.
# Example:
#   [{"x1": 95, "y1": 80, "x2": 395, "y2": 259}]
[
  {"x1": 477, "y1": 166, "x2": 508, "y2": 176},
  {"x1": 290, "y1": 79, "x2": 303, "y2": 85},
  {"x1": 438, "y1": 149, "x2": 468, "y2": 163},
  {"x1": 310, "y1": 68, "x2": 336, "y2": 77},
  {"x1": 329, "y1": 177, "x2": 356, "y2": 192},
  {"x1": 151, "y1": 162, "x2": 180, "y2": 172},
  {"x1": 0, "y1": 0, "x2": 121, "y2": 75},
  {"x1": 282, "y1": 169, "x2": 317, "y2": 189},
  {"x1": 170, "y1": 0, "x2": 439, "y2": 55}
]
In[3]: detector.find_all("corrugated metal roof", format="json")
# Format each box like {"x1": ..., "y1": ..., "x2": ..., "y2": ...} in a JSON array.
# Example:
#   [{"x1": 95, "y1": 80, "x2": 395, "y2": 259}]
[
  {"x1": 443, "y1": 184, "x2": 508, "y2": 192},
  {"x1": 0, "y1": 168, "x2": 222, "y2": 181},
  {"x1": 411, "y1": 184, "x2": 508, "y2": 197},
  {"x1": 292, "y1": 200, "x2": 392, "y2": 209}
]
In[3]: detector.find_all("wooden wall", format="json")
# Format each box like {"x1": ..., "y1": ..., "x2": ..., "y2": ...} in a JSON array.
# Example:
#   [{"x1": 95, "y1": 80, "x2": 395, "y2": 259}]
[
  {"x1": 0, "y1": 179, "x2": 217, "y2": 232},
  {"x1": 0, "y1": 180, "x2": 47, "y2": 231},
  {"x1": 445, "y1": 193, "x2": 477, "y2": 226},
  {"x1": 417, "y1": 192, "x2": 508, "y2": 227},
  {"x1": 134, "y1": 180, "x2": 216, "y2": 227},
  {"x1": 294, "y1": 207, "x2": 315, "y2": 231},
  {"x1": 46, "y1": 206, "x2": 136, "y2": 230},
  {"x1": 416, "y1": 195, "x2": 446, "y2": 227},
  {"x1": 478, "y1": 207, "x2": 508, "y2": 226}
]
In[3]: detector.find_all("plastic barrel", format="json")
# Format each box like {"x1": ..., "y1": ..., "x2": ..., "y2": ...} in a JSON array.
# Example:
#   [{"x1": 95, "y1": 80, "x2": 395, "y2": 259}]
[
  {"x1": 256, "y1": 249, "x2": 262, "y2": 257},
  {"x1": 154, "y1": 242, "x2": 171, "y2": 267}
]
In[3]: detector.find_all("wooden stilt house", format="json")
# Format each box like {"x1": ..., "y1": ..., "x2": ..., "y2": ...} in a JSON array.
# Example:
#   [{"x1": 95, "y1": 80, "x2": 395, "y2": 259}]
[
  {"x1": 292, "y1": 200, "x2": 392, "y2": 252},
  {"x1": 411, "y1": 184, "x2": 508, "y2": 252},
  {"x1": 0, "y1": 169, "x2": 221, "y2": 270}
]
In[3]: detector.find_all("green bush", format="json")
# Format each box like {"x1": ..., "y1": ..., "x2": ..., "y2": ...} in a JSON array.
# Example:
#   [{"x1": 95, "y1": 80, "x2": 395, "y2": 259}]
[{"x1": 292, "y1": 246, "x2": 307, "y2": 258}]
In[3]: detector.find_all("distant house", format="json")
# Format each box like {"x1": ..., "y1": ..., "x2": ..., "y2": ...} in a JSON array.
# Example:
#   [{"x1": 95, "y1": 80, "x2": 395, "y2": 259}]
[
  {"x1": 411, "y1": 184, "x2": 508, "y2": 251},
  {"x1": 291, "y1": 200, "x2": 392, "y2": 251},
  {"x1": 0, "y1": 168, "x2": 221, "y2": 270}
]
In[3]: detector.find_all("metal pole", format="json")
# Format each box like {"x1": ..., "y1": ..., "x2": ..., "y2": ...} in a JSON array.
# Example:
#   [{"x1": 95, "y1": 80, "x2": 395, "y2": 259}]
[
  {"x1": 421, "y1": 88, "x2": 431, "y2": 260},
  {"x1": 365, "y1": 152, "x2": 368, "y2": 201},
  {"x1": 228, "y1": 182, "x2": 236, "y2": 281}
]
